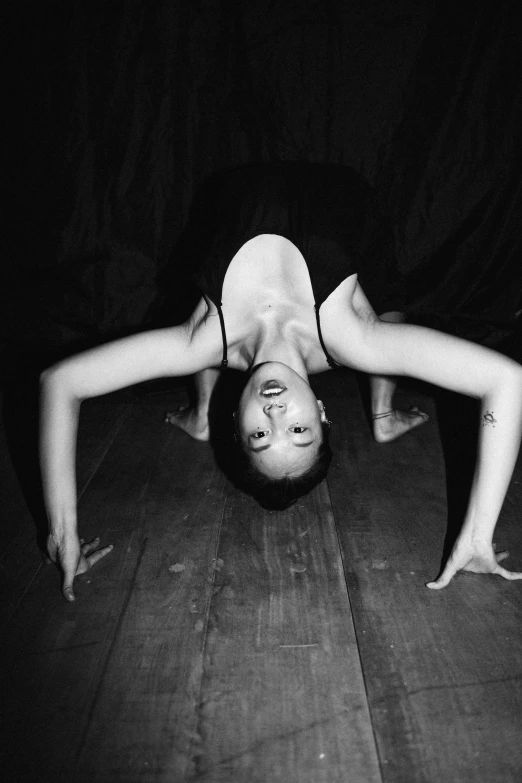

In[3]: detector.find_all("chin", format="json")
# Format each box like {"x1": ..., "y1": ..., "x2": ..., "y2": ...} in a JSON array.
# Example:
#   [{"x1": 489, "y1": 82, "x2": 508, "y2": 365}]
[
  {"x1": 251, "y1": 360, "x2": 287, "y2": 374},
  {"x1": 250, "y1": 361, "x2": 298, "y2": 379}
]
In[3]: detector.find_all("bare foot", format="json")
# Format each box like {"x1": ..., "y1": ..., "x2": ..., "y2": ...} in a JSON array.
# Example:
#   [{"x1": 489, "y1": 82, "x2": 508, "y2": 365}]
[
  {"x1": 164, "y1": 404, "x2": 210, "y2": 441},
  {"x1": 372, "y1": 406, "x2": 429, "y2": 443}
]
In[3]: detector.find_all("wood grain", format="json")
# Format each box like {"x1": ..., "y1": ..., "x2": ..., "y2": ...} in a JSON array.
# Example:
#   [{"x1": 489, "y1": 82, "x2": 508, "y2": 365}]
[
  {"x1": 0, "y1": 392, "x2": 130, "y2": 630},
  {"x1": 2, "y1": 374, "x2": 521, "y2": 783},
  {"x1": 74, "y1": 403, "x2": 228, "y2": 782},
  {"x1": 1, "y1": 399, "x2": 206, "y2": 779},
  {"x1": 323, "y1": 370, "x2": 522, "y2": 783},
  {"x1": 190, "y1": 481, "x2": 381, "y2": 783}
]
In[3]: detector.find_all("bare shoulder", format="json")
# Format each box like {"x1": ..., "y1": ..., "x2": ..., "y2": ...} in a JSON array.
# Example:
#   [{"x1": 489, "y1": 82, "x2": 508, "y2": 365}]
[
  {"x1": 187, "y1": 295, "x2": 214, "y2": 331},
  {"x1": 186, "y1": 295, "x2": 224, "y2": 356},
  {"x1": 318, "y1": 275, "x2": 378, "y2": 369}
]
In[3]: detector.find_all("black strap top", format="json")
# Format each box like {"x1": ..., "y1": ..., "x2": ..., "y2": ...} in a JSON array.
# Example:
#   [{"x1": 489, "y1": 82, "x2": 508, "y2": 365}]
[
  {"x1": 182, "y1": 163, "x2": 403, "y2": 370},
  {"x1": 216, "y1": 304, "x2": 228, "y2": 367},
  {"x1": 314, "y1": 304, "x2": 343, "y2": 369},
  {"x1": 213, "y1": 300, "x2": 341, "y2": 370}
]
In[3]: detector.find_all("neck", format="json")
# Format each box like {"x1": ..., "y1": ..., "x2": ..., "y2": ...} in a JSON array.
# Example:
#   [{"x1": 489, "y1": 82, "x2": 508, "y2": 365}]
[{"x1": 248, "y1": 320, "x2": 309, "y2": 381}]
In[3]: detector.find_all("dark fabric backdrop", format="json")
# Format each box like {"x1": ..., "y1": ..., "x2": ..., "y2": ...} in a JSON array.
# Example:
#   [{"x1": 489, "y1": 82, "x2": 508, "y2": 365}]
[{"x1": 5, "y1": 0, "x2": 522, "y2": 361}]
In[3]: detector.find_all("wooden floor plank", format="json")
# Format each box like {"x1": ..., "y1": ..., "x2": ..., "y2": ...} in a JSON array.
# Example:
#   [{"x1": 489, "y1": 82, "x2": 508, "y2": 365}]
[
  {"x1": 75, "y1": 392, "x2": 134, "y2": 499},
  {"x1": 73, "y1": 413, "x2": 229, "y2": 782},
  {"x1": 0, "y1": 393, "x2": 131, "y2": 630},
  {"x1": 0, "y1": 422, "x2": 45, "y2": 628},
  {"x1": 323, "y1": 370, "x2": 522, "y2": 783},
  {"x1": 0, "y1": 397, "x2": 206, "y2": 780},
  {"x1": 3, "y1": 371, "x2": 521, "y2": 783},
  {"x1": 190, "y1": 481, "x2": 382, "y2": 783}
]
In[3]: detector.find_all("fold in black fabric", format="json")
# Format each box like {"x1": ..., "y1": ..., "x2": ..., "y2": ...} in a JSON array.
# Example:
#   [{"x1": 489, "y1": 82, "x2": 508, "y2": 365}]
[
  {"x1": 183, "y1": 162, "x2": 404, "y2": 314},
  {"x1": 5, "y1": 1, "x2": 521, "y2": 351}
]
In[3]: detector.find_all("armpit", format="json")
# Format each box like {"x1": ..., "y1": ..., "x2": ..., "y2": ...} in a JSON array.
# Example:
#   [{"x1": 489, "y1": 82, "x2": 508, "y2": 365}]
[{"x1": 351, "y1": 278, "x2": 379, "y2": 325}]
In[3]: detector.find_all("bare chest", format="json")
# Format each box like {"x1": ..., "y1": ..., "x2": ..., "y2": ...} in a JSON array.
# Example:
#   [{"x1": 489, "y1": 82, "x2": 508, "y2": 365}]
[
  {"x1": 221, "y1": 234, "x2": 315, "y2": 315},
  {"x1": 194, "y1": 233, "x2": 365, "y2": 374}
]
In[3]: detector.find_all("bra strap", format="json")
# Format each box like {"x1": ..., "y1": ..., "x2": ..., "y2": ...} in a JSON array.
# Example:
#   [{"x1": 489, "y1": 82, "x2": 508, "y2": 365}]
[
  {"x1": 315, "y1": 304, "x2": 342, "y2": 369},
  {"x1": 217, "y1": 303, "x2": 228, "y2": 367},
  {"x1": 216, "y1": 302, "x2": 339, "y2": 371}
]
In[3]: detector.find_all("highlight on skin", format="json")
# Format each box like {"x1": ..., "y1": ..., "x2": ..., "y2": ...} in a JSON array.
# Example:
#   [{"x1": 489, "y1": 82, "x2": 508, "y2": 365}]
[
  {"x1": 236, "y1": 361, "x2": 328, "y2": 480},
  {"x1": 230, "y1": 361, "x2": 333, "y2": 510}
]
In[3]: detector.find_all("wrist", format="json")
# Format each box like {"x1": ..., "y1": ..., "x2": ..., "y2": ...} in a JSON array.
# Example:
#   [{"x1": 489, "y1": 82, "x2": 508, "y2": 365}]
[
  {"x1": 458, "y1": 523, "x2": 493, "y2": 547},
  {"x1": 48, "y1": 516, "x2": 78, "y2": 538}
]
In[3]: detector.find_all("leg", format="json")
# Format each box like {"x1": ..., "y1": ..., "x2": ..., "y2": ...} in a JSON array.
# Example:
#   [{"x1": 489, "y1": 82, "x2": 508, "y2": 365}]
[
  {"x1": 164, "y1": 368, "x2": 220, "y2": 441},
  {"x1": 370, "y1": 311, "x2": 429, "y2": 443}
]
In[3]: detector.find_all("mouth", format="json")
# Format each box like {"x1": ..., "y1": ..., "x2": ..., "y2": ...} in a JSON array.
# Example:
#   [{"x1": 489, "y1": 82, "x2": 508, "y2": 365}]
[{"x1": 260, "y1": 380, "x2": 287, "y2": 397}]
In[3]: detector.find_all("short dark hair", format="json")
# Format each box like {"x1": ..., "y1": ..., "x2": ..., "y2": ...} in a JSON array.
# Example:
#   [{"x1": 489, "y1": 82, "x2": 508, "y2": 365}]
[{"x1": 233, "y1": 423, "x2": 332, "y2": 510}]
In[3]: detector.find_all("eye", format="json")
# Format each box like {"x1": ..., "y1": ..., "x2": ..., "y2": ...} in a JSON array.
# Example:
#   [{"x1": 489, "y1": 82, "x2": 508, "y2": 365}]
[
  {"x1": 251, "y1": 430, "x2": 269, "y2": 439},
  {"x1": 290, "y1": 426, "x2": 307, "y2": 434}
]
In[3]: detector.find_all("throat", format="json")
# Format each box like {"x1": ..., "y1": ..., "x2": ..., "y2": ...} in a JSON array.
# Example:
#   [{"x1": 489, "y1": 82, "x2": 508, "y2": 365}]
[{"x1": 247, "y1": 318, "x2": 310, "y2": 378}]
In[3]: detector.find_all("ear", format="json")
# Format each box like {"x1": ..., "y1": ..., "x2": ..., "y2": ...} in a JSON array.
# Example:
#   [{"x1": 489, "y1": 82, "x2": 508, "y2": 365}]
[{"x1": 317, "y1": 399, "x2": 327, "y2": 423}]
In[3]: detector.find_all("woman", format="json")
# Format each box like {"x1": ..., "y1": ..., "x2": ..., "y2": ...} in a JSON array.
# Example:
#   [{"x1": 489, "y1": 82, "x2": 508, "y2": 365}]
[{"x1": 40, "y1": 163, "x2": 522, "y2": 601}]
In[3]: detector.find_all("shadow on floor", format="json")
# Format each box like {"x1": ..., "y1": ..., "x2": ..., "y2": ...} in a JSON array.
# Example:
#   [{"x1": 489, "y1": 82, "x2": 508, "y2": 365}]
[
  {"x1": 1, "y1": 346, "x2": 51, "y2": 553},
  {"x1": 433, "y1": 388, "x2": 479, "y2": 571},
  {"x1": 353, "y1": 366, "x2": 481, "y2": 577},
  {"x1": 208, "y1": 369, "x2": 247, "y2": 485}
]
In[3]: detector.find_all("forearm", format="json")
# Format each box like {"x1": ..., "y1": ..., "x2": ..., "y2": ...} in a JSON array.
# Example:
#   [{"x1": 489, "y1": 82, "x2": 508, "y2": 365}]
[
  {"x1": 356, "y1": 321, "x2": 522, "y2": 540},
  {"x1": 39, "y1": 368, "x2": 81, "y2": 536},
  {"x1": 461, "y1": 370, "x2": 522, "y2": 542}
]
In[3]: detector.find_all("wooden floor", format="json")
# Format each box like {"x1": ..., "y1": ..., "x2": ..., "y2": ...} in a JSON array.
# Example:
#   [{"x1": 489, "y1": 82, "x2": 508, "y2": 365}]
[{"x1": 1, "y1": 369, "x2": 521, "y2": 782}]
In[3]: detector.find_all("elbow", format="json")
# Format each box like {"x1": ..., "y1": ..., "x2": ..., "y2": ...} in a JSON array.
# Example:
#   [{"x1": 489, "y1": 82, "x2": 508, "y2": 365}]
[
  {"x1": 39, "y1": 364, "x2": 56, "y2": 388},
  {"x1": 503, "y1": 360, "x2": 522, "y2": 392},
  {"x1": 484, "y1": 359, "x2": 522, "y2": 402},
  {"x1": 39, "y1": 362, "x2": 65, "y2": 391},
  {"x1": 512, "y1": 362, "x2": 522, "y2": 398},
  {"x1": 39, "y1": 361, "x2": 78, "y2": 404}
]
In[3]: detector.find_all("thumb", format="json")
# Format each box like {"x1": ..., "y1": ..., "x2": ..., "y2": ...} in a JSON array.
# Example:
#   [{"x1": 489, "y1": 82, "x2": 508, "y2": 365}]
[
  {"x1": 62, "y1": 571, "x2": 76, "y2": 602},
  {"x1": 61, "y1": 548, "x2": 80, "y2": 603},
  {"x1": 426, "y1": 564, "x2": 456, "y2": 590}
]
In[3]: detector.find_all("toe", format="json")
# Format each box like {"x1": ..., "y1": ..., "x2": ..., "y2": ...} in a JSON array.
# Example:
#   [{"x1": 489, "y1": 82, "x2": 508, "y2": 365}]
[{"x1": 409, "y1": 406, "x2": 429, "y2": 420}]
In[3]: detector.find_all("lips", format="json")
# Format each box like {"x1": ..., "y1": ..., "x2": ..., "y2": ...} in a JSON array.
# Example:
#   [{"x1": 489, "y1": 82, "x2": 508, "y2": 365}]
[{"x1": 260, "y1": 380, "x2": 287, "y2": 396}]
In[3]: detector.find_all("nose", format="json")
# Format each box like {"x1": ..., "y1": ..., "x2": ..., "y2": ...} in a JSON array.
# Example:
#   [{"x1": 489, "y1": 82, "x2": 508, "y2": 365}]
[{"x1": 263, "y1": 401, "x2": 286, "y2": 415}]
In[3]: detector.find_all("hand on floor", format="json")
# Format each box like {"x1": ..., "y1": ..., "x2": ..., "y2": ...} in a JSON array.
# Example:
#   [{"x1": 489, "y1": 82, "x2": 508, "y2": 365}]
[
  {"x1": 47, "y1": 531, "x2": 113, "y2": 602},
  {"x1": 426, "y1": 540, "x2": 522, "y2": 589}
]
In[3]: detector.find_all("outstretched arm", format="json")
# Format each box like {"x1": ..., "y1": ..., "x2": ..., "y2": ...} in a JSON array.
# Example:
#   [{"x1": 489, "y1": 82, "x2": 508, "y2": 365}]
[
  {"x1": 342, "y1": 319, "x2": 522, "y2": 588},
  {"x1": 40, "y1": 324, "x2": 217, "y2": 601}
]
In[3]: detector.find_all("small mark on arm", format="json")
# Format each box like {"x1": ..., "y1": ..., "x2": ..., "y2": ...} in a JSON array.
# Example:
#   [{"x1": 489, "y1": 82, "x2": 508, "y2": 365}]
[{"x1": 482, "y1": 410, "x2": 497, "y2": 427}]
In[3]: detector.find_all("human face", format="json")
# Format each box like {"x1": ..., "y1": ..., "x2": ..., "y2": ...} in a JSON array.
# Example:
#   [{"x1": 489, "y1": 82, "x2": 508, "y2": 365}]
[{"x1": 236, "y1": 362, "x2": 326, "y2": 479}]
